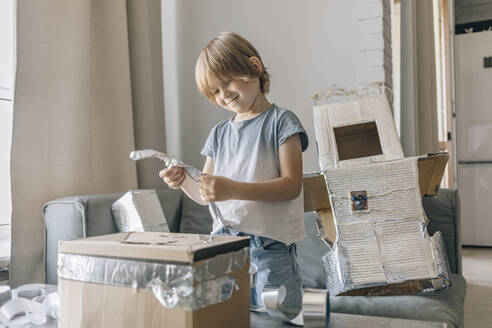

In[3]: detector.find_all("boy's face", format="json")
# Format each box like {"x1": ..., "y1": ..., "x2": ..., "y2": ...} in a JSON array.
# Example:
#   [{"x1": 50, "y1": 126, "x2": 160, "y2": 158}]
[{"x1": 209, "y1": 76, "x2": 262, "y2": 114}]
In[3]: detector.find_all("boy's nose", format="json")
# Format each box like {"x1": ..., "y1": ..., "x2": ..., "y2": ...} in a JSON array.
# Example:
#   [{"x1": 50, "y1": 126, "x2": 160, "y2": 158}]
[{"x1": 221, "y1": 89, "x2": 231, "y2": 98}]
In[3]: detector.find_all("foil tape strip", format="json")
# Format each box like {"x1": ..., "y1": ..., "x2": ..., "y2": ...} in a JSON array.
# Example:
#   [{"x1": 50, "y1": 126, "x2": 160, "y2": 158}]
[
  {"x1": 58, "y1": 252, "x2": 245, "y2": 310},
  {"x1": 261, "y1": 288, "x2": 329, "y2": 327},
  {"x1": 195, "y1": 248, "x2": 249, "y2": 282},
  {"x1": 148, "y1": 275, "x2": 236, "y2": 310}
]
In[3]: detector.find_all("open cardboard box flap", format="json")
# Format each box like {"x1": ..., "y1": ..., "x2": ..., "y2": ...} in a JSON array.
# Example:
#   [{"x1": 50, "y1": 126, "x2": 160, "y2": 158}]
[
  {"x1": 303, "y1": 153, "x2": 449, "y2": 242},
  {"x1": 58, "y1": 232, "x2": 250, "y2": 263}
]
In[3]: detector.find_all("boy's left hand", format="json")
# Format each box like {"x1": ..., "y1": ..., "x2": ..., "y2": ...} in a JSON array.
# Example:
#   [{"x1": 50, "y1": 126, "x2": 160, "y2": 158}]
[{"x1": 199, "y1": 175, "x2": 237, "y2": 202}]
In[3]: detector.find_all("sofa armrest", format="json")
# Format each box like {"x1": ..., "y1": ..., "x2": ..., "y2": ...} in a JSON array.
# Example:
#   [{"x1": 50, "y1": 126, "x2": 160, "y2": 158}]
[
  {"x1": 43, "y1": 188, "x2": 183, "y2": 285},
  {"x1": 422, "y1": 188, "x2": 462, "y2": 275},
  {"x1": 43, "y1": 197, "x2": 88, "y2": 284}
]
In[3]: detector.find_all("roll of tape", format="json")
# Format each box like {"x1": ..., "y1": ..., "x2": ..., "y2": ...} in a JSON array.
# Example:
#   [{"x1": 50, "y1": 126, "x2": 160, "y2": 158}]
[
  {"x1": 261, "y1": 287, "x2": 329, "y2": 327},
  {"x1": 302, "y1": 289, "x2": 329, "y2": 328}
]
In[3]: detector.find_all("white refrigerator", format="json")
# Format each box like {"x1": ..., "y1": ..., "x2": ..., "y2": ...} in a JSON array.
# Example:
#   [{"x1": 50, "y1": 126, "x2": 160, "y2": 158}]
[{"x1": 455, "y1": 30, "x2": 492, "y2": 246}]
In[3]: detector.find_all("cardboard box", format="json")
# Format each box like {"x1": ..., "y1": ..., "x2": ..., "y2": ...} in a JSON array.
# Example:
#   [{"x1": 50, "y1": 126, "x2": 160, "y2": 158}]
[{"x1": 58, "y1": 232, "x2": 251, "y2": 328}]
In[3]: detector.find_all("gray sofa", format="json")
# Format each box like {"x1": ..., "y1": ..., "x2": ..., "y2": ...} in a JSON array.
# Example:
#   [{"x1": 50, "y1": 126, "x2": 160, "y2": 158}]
[{"x1": 43, "y1": 188, "x2": 466, "y2": 328}]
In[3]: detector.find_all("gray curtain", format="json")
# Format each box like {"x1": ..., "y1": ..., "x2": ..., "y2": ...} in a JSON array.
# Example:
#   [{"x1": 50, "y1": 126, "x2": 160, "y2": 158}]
[
  {"x1": 10, "y1": 0, "x2": 165, "y2": 287},
  {"x1": 400, "y1": 0, "x2": 440, "y2": 156}
]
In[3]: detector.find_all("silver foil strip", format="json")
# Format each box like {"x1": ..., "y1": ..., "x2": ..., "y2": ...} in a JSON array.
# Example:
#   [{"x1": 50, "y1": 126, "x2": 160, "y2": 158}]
[
  {"x1": 130, "y1": 149, "x2": 230, "y2": 231},
  {"x1": 130, "y1": 150, "x2": 201, "y2": 180},
  {"x1": 111, "y1": 190, "x2": 170, "y2": 232},
  {"x1": 58, "y1": 250, "x2": 248, "y2": 310},
  {"x1": 261, "y1": 287, "x2": 329, "y2": 327}
]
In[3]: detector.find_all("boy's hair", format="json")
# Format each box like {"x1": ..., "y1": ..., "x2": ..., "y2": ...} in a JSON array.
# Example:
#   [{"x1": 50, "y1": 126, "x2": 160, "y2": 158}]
[{"x1": 195, "y1": 32, "x2": 270, "y2": 103}]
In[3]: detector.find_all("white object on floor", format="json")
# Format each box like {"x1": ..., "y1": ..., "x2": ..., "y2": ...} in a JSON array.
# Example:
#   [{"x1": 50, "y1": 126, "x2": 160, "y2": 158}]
[{"x1": 0, "y1": 284, "x2": 58, "y2": 328}]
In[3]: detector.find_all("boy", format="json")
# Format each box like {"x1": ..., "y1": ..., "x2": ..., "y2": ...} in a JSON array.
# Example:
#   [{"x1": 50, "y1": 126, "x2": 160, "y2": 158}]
[{"x1": 160, "y1": 32, "x2": 308, "y2": 319}]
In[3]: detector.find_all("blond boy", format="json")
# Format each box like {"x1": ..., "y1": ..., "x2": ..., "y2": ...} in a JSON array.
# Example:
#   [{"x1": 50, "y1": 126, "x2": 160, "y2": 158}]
[{"x1": 160, "y1": 32, "x2": 308, "y2": 319}]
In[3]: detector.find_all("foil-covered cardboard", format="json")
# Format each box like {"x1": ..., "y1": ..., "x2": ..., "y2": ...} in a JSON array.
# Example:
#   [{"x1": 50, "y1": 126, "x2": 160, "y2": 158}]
[
  {"x1": 111, "y1": 189, "x2": 169, "y2": 232},
  {"x1": 317, "y1": 158, "x2": 452, "y2": 296}
]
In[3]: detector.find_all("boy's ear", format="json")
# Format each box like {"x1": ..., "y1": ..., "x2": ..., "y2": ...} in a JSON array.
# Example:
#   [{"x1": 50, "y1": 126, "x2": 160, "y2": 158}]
[{"x1": 249, "y1": 56, "x2": 263, "y2": 73}]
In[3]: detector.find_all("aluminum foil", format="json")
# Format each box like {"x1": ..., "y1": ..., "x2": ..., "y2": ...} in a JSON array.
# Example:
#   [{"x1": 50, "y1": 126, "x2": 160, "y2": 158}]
[
  {"x1": 319, "y1": 158, "x2": 452, "y2": 296},
  {"x1": 261, "y1": 287, "x2": 329, "y2": 327},
  {"x1": 111, "y1": 190, "x2": 169, "y2": 232},
  {"x1": 58, "y1": 247, "x2": 248, "y2": 310},
  {"x1": 130, "y1": 149, "x2": 230, "y2": 231}
]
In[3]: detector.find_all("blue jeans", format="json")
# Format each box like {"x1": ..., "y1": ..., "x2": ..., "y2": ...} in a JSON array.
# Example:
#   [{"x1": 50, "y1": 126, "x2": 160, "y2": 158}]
[{"x1": 215, "y1": 228, "x2": 303, "y2": 319}]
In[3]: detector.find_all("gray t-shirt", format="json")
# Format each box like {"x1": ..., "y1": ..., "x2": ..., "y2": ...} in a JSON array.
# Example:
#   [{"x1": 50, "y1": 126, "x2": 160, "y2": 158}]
[{"x1": 201, "y1": 103, "x2": 308, "y2": 245}]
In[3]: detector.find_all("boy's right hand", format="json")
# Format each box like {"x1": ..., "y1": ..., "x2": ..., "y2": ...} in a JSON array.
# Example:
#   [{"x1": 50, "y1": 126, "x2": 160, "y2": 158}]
[{"x1": 159, "y1": 166, "x2": 186, "y2": 190}]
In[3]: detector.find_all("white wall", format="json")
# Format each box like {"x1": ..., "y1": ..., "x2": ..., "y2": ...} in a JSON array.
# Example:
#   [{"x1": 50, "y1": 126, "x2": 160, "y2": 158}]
[{"x1": 162, "y1": 0, "x2": 389, "y2": 172}]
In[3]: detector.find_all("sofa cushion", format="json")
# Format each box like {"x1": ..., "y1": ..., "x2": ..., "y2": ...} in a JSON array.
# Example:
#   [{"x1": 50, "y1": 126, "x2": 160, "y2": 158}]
[
  {"x1": 330, "y1": 273, "x2": 466, "y2": 328},
  {"x1": 179, "y1": 194, "x2": 213, "y2": 234}
]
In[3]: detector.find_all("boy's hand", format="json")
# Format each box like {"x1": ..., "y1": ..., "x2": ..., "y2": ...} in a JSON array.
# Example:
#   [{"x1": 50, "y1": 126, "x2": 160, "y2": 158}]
[
  {"x1": 159, "y1": 166, "x2": 186, "y2": 189},
  {"x1": 199, "y1": 175, "x2": 236, "y2": 202}
]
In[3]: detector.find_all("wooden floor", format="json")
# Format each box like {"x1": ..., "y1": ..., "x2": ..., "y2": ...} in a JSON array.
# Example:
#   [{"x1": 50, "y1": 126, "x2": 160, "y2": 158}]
[{"x1": 462, "y1": 247, "x2": 492, "y2": 328}]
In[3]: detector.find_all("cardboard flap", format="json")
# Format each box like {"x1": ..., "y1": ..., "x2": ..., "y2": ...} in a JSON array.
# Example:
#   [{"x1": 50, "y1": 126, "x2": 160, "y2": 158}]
[
  {"x1": 59, "y1": 232, "x2": 250, "y2": 263},
  {"x1": 417, "y1": 153, "x2": 449, "y2": 196},
  {"x1": 317, "y1": 209, "x2": 336, "y2": 243},
  {"x1": 303, "y1": 173, "x2": 331, "y2": 212}
]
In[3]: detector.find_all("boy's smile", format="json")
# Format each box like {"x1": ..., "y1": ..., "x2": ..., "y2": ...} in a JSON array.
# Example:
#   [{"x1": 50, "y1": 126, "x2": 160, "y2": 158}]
[{"x1": 210, "y1": 77, "x2": 271, "y2": 121}]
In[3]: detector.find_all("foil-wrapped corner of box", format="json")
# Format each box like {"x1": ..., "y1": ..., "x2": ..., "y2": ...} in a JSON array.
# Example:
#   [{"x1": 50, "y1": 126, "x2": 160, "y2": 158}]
[
  {"x1": 111, "y1": 190, "x2": 170, "y2": 232},
  {"x1": 319, "y1": 158, "x2": 451, "y2": 296}
]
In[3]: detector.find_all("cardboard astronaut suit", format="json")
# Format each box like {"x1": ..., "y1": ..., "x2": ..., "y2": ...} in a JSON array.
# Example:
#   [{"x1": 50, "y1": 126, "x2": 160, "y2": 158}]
[{"x1": 310, "y1": 93, "x2": 451, "y2": 296}]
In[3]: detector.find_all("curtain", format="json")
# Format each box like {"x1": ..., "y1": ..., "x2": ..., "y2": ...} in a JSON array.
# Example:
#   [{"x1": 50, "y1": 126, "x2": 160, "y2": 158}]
[
  {"x1": 10, "y1": 0, "x2": 165, "y2": 287},
  {"x1": 400, "y1": 0, "x2": 440, "y2": 156}
]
